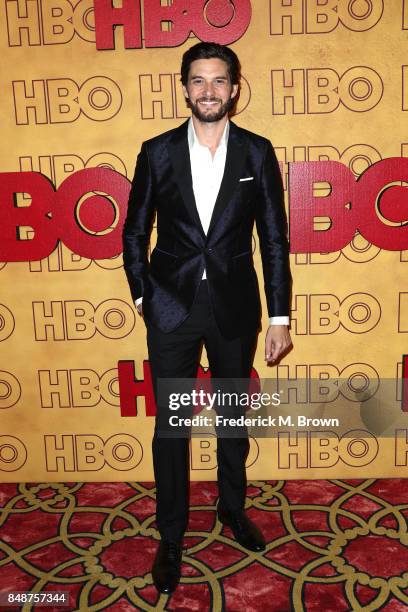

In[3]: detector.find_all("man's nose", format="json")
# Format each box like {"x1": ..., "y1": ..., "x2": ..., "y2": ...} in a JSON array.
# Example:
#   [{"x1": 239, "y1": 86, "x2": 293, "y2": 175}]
[{"x1": 204, "y1": 81, "x2": 215, "y2": 97}]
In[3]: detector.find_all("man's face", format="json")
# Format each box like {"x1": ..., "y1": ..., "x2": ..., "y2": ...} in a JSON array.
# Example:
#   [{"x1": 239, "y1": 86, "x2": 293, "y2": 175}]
[{"x1": 183, "y1": 58, "x2": 239, "y2": 123}]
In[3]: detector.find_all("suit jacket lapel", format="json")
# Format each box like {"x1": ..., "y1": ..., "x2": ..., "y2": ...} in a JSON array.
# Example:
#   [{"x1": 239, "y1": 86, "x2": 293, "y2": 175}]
[
  {"x1": 207, "y1": 121, "x2": 248, "y2": 237},
  {"x1": 167, "y1": 120, "x2": 205, "y2": 238}
]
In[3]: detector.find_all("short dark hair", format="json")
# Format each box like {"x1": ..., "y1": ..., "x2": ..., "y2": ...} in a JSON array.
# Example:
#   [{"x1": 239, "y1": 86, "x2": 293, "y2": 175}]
[{"x1": 180, "y1": 42, "x2": 241, "y2": 86}]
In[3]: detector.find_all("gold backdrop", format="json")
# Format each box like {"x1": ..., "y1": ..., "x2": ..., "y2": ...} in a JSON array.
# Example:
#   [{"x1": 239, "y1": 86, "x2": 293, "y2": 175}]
[{"x1": 0, "y1": 0, "x2": 407, "y2": 482}]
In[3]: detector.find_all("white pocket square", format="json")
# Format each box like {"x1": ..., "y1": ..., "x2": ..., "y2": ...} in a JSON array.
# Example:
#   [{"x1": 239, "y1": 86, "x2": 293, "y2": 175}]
[{"x1": 239, "y1": 177, "x2": 254, "y2": 182}]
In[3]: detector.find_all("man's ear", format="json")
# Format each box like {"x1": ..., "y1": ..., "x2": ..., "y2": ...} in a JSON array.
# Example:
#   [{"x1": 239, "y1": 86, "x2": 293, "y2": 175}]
[
  {"x1": 182, "y1": 85, "x2": 188, "y2": 99},
  {"x1": 231, "y1": 84, "x2": 239, "y2": 99}
]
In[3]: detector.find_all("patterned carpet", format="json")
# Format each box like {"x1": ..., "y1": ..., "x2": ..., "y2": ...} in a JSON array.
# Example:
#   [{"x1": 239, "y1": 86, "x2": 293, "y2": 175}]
[{"x1": 0, "y1": 479, "x2": 408, "y2": 611}]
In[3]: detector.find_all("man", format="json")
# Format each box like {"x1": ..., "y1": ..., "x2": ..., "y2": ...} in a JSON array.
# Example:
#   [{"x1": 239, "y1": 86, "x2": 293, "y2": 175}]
[{"x1": 123, "y1": 42, "x2": 292, "y2": 594}]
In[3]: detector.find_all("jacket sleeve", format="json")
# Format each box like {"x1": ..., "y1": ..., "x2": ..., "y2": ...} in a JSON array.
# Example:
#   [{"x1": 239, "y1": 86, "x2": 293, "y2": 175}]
[
  {"x1": 122, "y1": 142, "x2": 156, "y2": 302},
  {"x1": 255, "y1": 140, "x2": 292, "y2": 318}
]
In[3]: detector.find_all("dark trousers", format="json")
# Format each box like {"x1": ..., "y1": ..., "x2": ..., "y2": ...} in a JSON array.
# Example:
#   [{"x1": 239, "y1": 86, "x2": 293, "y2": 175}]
[{"x1": 146, "y1": 280, "x2": 258, "y2": 542}]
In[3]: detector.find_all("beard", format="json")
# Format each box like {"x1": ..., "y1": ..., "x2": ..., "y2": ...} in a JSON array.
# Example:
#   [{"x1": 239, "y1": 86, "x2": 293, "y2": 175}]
[{"x1": 188, "y1": 96, "x2": 235, "y2": 122}]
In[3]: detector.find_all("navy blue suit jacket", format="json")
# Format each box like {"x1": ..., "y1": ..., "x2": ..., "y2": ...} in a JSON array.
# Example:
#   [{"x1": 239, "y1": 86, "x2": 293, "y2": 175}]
[{"x1": 122, "y1": 119, "x2": 291, "y2": 339}]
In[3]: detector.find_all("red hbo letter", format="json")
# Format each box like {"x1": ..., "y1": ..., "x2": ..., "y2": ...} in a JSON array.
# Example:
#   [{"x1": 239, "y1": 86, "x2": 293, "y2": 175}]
[
  {"x1": 94, "y1": 0, "x2": 142, "y2": 50},
  {"x1": 55, "y1": 168, "x2": 130, "y2": 259},
  {"x1": 0, "y1": 172, "x2": 56, "y2": 261},
  {"x1": 193, "y1": 0, "x2": 252, "y2": 44},
  {"x1": 289, "y1": 161, "x2": 357, "y2": 253},
  {"x1": 118, "y1": 360, "x2": 156, "y2": 417},
  {"x1": 356, "y1": 157, "x2": 408, "y2": 251}
]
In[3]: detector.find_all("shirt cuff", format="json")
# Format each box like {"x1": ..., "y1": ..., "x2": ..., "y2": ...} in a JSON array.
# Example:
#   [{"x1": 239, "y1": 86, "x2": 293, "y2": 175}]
[
  {"x1": 269, "y1": 316, "x2": 289, "y2": 326},
  {"x1": 135, "y1": 297, "x2": 143, "y2": 307}
]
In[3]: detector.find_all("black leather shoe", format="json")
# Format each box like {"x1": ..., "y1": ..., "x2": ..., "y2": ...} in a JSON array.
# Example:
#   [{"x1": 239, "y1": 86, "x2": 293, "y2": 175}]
[
  {"x1": 218, "y1": 509, "x2": 266, "y2": 551},
  {"x1": 152, "y1": 540, "x2": 182, "y2": 594}
]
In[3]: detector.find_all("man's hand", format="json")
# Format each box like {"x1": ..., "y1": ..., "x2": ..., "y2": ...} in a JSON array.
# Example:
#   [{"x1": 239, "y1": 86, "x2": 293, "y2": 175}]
[{"x1": 265, "y1": 325, "x2": 292, "y2": 363}]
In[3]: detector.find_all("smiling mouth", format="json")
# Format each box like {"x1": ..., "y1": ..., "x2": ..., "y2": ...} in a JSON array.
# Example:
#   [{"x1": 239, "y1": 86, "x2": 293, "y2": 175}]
[{"x1": 198, "y1": 99, "x2": 221, "y2": 106}]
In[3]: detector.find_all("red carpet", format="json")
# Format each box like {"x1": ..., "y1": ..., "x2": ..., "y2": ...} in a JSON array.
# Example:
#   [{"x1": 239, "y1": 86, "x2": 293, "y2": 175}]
[{"x1": 1, "y1": 479, "x2": 408, "y2": 611}]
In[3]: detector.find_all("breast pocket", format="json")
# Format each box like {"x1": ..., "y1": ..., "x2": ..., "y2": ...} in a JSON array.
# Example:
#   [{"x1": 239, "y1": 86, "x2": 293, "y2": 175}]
[
  {"x1": 238, "y1": 176, "x2": 257, "y2": 192},
  {"x1": 236, "y1": 177, "x2": 258, "y2": 209}
]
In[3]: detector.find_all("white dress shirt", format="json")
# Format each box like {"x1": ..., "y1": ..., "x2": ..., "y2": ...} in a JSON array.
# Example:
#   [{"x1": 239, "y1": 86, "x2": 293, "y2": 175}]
[{"x1": 136, "y1": 118, "x2": 289, "y2": 326}]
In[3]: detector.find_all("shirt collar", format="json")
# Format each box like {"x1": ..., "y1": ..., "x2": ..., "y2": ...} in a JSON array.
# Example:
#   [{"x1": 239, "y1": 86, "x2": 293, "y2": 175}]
[{"x1": 188, "y1": 117, "x2": 229, "y2": 152}]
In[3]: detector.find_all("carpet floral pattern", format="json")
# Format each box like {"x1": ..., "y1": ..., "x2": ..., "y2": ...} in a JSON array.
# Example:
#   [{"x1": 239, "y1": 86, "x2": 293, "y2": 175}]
[{"x1": 0, "y1": 479, "x2": 408, "y2": 611}]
